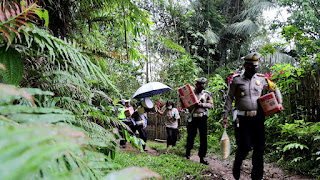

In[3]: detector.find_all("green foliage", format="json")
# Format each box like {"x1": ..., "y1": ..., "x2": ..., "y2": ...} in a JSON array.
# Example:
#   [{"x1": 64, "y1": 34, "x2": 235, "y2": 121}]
[
  {"x1": 0, "y1": 0, "x2": 48, "y2": 44},
  {"x1": 0, "y1": 124, "x2": 110, "y2": 180},
  {"x1": 166, "y1": 55, "x2": 201, "y2": 86},
  {"x1": 266, "y1": 118, "x2": 320, "y2": 177},
  {"x1": 104, "y1": 167, "x2": 161, "y2": 180},
  {"x1": 0, "y1": 83, "x2": 34, "y2": 105},
  {"x1": 0, "y1": 47, "x2": 23, "y2": 85},
  {"x1": 282, "y1": 25, "x2": 320, "y2": 55},
  {"x1": 113, "y1": 151, "x2": 209, "y2": 179},
  {"x1": 283, "y1": 143, "x2": 308, "y2": 152},
  {"x1": 0, "y1": 83, "x2": 157, "y2": 179},
  {"x1": 259, "y1": 43, "x2": 287, "y2": 56},
  {"x1": 226, "y1": 19, "x2": 259, "y2": 36}
]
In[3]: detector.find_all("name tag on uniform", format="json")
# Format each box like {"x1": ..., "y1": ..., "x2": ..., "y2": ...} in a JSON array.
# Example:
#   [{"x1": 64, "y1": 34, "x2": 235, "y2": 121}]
[{"x1": 256, "y1": 80, "x2": 261, "y2": 86}]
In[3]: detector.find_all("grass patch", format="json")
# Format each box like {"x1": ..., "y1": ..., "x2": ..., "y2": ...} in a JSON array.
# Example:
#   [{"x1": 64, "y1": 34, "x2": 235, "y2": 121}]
[{"x1": 112, "y1": 151, "x2": 209, "y2": 179}]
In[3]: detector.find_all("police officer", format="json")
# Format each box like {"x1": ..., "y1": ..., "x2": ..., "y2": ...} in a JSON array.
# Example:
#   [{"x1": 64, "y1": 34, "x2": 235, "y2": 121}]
[
  {"x1": 185, "y1": 77, "x2": 213, "y2": 165},
  {"x1": 222, "y1": 52, "x2": 283, "y2": 180}
]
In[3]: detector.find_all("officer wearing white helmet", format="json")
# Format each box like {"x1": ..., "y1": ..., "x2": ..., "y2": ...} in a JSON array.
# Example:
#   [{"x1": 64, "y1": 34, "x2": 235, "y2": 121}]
[
  {"x1": 222, "y1": 52, "x2": 283, "y2": 180},
  {"x1": 185, "y1": 77, "x2": 213, "y2": 165}
]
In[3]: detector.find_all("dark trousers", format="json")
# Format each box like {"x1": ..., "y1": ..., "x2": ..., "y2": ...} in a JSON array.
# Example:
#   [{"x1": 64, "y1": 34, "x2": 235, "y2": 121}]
[
  {"x1": 186, "y1": 116, "x2": 208, "y2": 158},
  {"x1": 166, "y1": 127, "x2": 178, "y2": 146},
  {"x1": 120, "y1": 121, "x2": 134, "y2": 146},
  {"x1": 234, "y1": 114, "x2": 265, "y2": 180},
  {"x1": 131, "y1": 125, "x2": 148, "y2": 149}
]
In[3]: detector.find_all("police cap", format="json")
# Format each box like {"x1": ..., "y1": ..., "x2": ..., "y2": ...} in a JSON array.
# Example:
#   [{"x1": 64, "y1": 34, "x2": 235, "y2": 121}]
[
  {"x1": 243, "y1": 52, "x2": 261, "y2": 65},
  {"x1": 195, "y1": 77, "x2": 207, "y2": 84},
  {"x1": 124, "y1": 99, "x2": 130, "y2": 103}
]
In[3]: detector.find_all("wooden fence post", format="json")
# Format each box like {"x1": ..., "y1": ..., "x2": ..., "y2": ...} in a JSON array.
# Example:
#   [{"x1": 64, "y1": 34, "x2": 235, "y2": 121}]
[{"x1": 155, "y1": 114, "x2": 158, "y2": 139}]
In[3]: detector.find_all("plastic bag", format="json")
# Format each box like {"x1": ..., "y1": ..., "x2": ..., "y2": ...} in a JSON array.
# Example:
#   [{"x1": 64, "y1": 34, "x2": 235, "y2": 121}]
[{"x1": 220, "y1": 127, "x2": 230, "y2": 159}]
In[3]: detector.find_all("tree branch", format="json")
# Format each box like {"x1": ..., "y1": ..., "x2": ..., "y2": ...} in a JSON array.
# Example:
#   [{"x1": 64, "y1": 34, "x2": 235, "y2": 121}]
[{"x1": 310, "y1": 0, "x2": 320, "y2": 19}]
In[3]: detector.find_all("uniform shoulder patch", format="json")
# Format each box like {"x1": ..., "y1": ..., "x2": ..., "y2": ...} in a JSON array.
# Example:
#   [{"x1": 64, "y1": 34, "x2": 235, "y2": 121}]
[
  {"x1": 228, "y1": 73, "x2": 240, "y2": 84},
  {"x1": 203, "y1": 90, "x2": 212, "y2": 97}
]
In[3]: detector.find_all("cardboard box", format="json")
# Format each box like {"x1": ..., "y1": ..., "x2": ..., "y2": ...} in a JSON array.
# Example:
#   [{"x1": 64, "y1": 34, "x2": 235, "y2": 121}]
[
  {"x1": 258, "y1": 92, "x2": 281, "y2": 116},
  {"x1": 125, "y1": 107, "x2": 134, "y2": 117},
  {"x1": 178, "y1": 84, "x2": 199, "y2": 108},
  {"x1": 178, "y1": 84, "x2": 193, "y2": 97}
]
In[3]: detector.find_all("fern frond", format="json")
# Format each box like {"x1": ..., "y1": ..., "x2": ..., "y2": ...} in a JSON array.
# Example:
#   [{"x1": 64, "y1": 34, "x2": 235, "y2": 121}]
[
  {"x1": 75, "y1": 119, "x2": 117, "y2": 150},
  {"x1": 0, "y1": 124, "x2": 110, "y2": 180},
  {"x1": 0, "y1": 0, "x2": 43, "y2": 43},
  {"x1": 22, "y1": 25, "x2": 120, "y2": 95},
  {"x1": 0, "y1": 83, "x2": 34, "y2": 105}
]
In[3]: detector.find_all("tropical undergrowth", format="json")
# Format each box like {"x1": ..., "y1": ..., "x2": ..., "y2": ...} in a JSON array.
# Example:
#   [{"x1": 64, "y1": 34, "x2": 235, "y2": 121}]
[
  {"x1": 0, "y1": 0, "x2": 157, "y2": 179},
  {"x1": 113, "y1": 151, "x2": 209, "y2": 179},
  {"x1": 264, "y1": 63, "x2": 320, "y2": 178}
]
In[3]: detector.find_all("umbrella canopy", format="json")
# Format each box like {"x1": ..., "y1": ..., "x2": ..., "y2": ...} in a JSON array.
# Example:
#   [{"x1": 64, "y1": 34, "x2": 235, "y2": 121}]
[{"x1": 132, "y1": 82, "x2": 171, "y2": 99}]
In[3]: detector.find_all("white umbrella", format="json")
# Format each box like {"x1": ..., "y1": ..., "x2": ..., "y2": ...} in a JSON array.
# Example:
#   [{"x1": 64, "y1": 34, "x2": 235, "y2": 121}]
[{"x1": 132, "y1": 82, "x2": 171, "y2": 99}]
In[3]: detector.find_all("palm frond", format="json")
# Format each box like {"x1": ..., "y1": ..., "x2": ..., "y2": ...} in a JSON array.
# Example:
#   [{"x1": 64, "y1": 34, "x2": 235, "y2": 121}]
[
  {"x1": 205, "y1": 29, "x2": 220, "y2": 45},
  {"x1": 235, "y1": 0, "x2": 275, "y2": 21},
  {"x1": 226, "y1": 19, "x2": 259, "y2": 36},
  {"x1": 261, "y1": 51, "x2": 296, "y2": 66}
]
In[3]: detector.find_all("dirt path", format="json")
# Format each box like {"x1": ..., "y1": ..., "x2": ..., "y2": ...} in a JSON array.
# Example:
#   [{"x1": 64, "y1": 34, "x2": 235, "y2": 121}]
[
  {"x1": 118, "y1": 142, "x2": 314, "y2": 180},
  {"x1": 190, "y1": 155, "x2": 314, "y2": 180}
]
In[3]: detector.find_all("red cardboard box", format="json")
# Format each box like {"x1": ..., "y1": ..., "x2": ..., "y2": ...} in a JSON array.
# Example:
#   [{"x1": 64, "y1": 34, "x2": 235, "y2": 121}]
[
  {"x1": 125, "y1": 107, "x2": 134, "y2": 117},
  {"x1": 178, "y1": 84, "x2": 199, "y2": 108},
  {"x1": 258, "y1": 92, "x2": 281, "y2": 116},
  {"x1": 178, "y1": 84, "x2": 193, "y2": 97}
]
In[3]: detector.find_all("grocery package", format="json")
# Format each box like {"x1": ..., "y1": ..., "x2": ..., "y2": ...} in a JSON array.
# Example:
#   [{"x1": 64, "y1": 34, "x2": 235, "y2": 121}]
[
  {"x1": 220, "y1": 128, "x2": 230, "y2": 159},
  {"x1": 258, "y1": 92, "x2": 281, "y2": 116},
  {"x1": 178, "y1": 84, "x2": 198, "y2": 108}
]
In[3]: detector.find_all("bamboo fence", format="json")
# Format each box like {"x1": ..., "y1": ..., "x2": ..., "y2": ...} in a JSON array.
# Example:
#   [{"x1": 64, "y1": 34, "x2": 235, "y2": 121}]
[{"x1": 146, "y1": 112, "x2": 188, "y2": 140}]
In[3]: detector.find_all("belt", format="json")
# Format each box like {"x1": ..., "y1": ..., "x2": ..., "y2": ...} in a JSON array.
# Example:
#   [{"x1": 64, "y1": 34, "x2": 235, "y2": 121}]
[
  {"x1": 192, "y1": 112, "x2": 204, "y2": 117},
  {"x1": 237, "y1": 110, "x2": 257, "y2": 117}
]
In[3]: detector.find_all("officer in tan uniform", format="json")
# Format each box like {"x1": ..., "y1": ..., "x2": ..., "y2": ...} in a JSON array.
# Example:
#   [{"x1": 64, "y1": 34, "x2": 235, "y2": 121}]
[
  {"x1": 222, "y1": 52, "x2": 283, "y2": 180},
  {"x1": 185, "y1": 77, "x2": 213, "y2": 165}
]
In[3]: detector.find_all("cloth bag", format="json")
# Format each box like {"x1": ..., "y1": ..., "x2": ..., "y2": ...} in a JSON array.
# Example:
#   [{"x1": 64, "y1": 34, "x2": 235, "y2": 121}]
[{"x1": 220, "y1": 127, "x2": 230, "y2": 159}]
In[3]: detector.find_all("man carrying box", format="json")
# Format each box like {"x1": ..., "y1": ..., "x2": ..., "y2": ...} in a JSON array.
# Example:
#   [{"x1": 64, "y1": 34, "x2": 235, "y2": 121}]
[
  {"x1": 183, "y1": 77, "x2": 213, "y2": 165},
  {"x1": 222, "y1": 52, "x2": 283, "y2": 180}
]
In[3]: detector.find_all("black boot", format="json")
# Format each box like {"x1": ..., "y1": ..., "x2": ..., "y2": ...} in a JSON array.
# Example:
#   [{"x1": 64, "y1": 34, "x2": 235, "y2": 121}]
[
  {"x1": 232, "y1": 163, "x2": 240, "y2": 180},
  {"x1": 186, "y1": 150, "x2": 190, "y2": 159},
  {"x1": 200, "y1": 157, "x2": 209, "y2": 165},
  {"x1": 185, "y1": 154, "x2": 190, "y2": 159}
]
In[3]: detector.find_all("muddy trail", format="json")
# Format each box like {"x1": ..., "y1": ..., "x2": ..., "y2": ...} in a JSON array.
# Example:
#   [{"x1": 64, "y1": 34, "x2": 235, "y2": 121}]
[
  {"x1": 189, "y1": 155, "x2": 313, "y2": 180},
  {"x1": 119, "y1": 142, "x2": 314, "y2": 180}
]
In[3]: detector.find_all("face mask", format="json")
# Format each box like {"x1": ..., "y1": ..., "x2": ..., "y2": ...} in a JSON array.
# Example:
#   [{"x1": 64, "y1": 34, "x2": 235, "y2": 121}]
[
  {"x1": 245, "y1": 67, "x2": 258, "y2": 77},
  {"x1": 196, "y1": 83, "x2": 205, "y2": 92},
  {"x1": 167, "y1": 105, "x2": 172, "y2": 110}
]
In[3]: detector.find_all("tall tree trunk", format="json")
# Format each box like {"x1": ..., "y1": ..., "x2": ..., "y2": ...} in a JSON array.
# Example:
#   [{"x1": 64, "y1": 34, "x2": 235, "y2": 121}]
[
  {"x1": 123, "y1": 5, "x2": 129, "y2": 61},
  {"x1": 146, "y1": 34, "x2": 149, "y2": 83}
]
